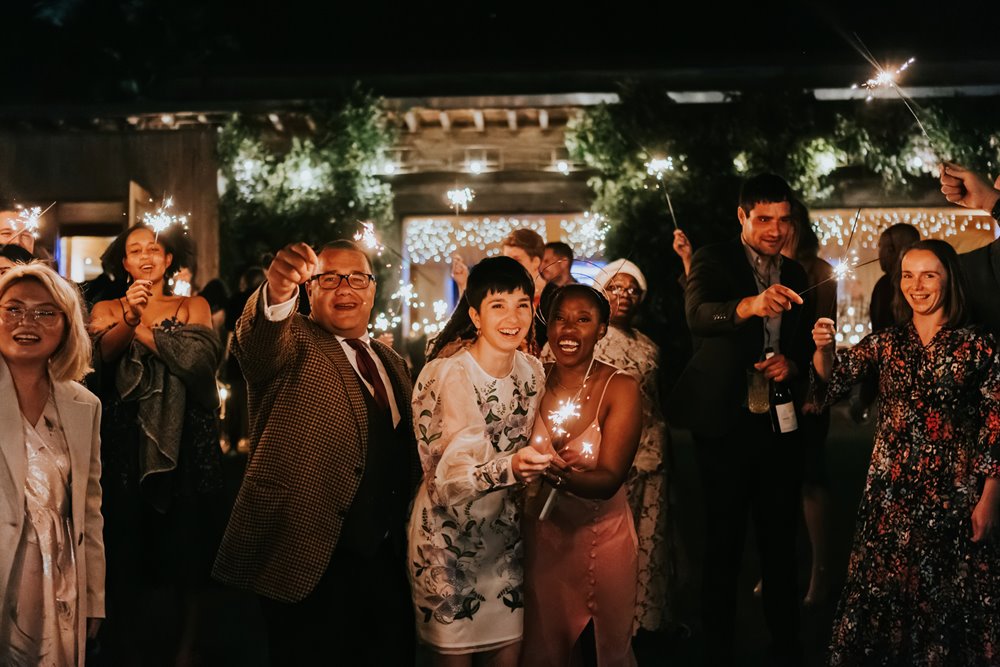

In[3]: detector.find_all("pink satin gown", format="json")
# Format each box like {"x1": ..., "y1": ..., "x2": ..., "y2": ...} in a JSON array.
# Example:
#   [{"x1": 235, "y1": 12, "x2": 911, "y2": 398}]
[{"x1": 522, "y1": 371, "x2": 638, "y2": 667}]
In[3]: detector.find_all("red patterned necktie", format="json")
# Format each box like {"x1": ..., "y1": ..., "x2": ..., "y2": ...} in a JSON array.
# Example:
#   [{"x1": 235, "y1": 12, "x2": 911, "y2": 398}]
[{"x1": 344, "y1": 338, "x2": 391, "y2": 414}]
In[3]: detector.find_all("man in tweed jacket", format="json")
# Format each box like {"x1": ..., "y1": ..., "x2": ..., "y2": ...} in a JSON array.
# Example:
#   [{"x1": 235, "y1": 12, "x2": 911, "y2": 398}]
[{"x1": 213, "y1": 239, "x2": 418, "y2": 665}]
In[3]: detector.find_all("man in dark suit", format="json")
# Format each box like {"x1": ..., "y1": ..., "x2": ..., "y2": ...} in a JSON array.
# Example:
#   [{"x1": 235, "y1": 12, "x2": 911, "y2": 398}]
[
  {"x1": 670, "y1": 174, "x2": 813, "y2": 666},
  {"x1": 939, "y1": 162, "x2": 1000, "y2": 338},
  {"x1": 213, "y1": 239, "x2": 417, "y2": 665}
]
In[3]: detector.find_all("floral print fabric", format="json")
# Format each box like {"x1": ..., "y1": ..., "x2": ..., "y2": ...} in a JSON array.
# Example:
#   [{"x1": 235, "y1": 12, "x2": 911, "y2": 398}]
[
  {"x1": 407, "y1": 350, "x2": 543, "y2": 652},
  {"x1": 819, "y1": 324, "x2": 1000, "y2": 666}
]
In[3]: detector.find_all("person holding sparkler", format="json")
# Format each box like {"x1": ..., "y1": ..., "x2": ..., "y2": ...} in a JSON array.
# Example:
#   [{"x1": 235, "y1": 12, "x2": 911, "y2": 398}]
[
  {"x1": 521, "y1": 283, "x2": 642, "y2": 666},
  {"x1": 813, "y1": 239, "x2": 1000, "y2": 665},
  {"x1": 407, "y1": 256, "x2": 551, "y2": 666},
  {"x1": 0, "y1": 204, "x2": 37, "y2": 255},
  {"x1": 87, "y1": 222, "x2": 222, "y2": 663},
  {"x1": 670, "y1": 173, "x2": 813, "y2": 666}
]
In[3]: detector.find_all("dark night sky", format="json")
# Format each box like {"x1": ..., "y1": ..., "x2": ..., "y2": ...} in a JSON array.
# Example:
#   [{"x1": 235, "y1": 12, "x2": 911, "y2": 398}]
[{"x1": 4, "y1": 0, "x2": 999, "y2": 106}]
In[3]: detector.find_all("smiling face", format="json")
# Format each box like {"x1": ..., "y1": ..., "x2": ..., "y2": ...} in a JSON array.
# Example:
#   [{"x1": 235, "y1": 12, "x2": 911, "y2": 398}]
[
  {"x1": 307, "y1": 248, "x2": 376, "y2": 337},
  {"x1": 0, "y1": 215, "x2": 35, "y2": 254},
  {"x1": 738, "y1": 200, "x2": 793, "y2": 258},
  {"x1": 468, "y1": 288, "x2": 533, "y2": 354},
  {"x1": 122, "y1": 226, "x2": 173, "y2": 283},
  {"x1": 547, "y1": 292, "x2": 607, "y2": 368},
  {"x1": 0, "y1": 278, "x2": 66, "y2": 368},
  {"x1": 900, "y1": 248, "x2": 948, "y2": 321}
]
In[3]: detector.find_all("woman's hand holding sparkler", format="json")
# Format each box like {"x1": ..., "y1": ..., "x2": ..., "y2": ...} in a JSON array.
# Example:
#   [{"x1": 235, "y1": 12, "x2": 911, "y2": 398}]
[
  {"x1": 811, "y1": 317, "x2": 837, "y2": 382},
  {"x1": 512, "y1": 447, "x2": 552, "y2": 485}
]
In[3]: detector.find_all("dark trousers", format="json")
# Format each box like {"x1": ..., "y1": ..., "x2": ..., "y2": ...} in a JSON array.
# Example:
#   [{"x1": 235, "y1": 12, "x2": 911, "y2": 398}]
[
  {"x1": 695, "y1": 411, "x2": 803, "y2": 666},
  {"x1": 259, "y1": 537, "x2": 414, "y2": 666}
]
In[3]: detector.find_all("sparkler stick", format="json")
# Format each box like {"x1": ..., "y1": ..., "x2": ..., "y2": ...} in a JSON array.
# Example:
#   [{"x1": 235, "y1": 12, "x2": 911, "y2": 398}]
[
  {"x1": 644, "y1": 157, "x2": 679, "y2": 230},
  {"x1": 850, "y1": 34, "x2": 934, "y2": 146},
  {"x1": 798, "y1": 257, "x2": 881, "y2": 297}
]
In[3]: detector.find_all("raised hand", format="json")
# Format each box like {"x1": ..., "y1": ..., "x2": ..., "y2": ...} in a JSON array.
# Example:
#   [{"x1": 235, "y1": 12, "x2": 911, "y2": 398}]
[
  {"x1": 124, "y1": 279, "x2": 153, "y2": 323},
  {"x1": 451, "y1": 254, "x2": 469, "y2": 293},
  {"x1": 266, "y1": 242, "x2": 318, "y2": 304},
  {"x1": 672, "y1": 229, "x2": 693, "y2": 275},
  {"x1": 939, "y1": 162, "x2": 1000, "y2": 212},
  {"x1": 812, "y1": 317, "x2": 836, "y2": 351}
]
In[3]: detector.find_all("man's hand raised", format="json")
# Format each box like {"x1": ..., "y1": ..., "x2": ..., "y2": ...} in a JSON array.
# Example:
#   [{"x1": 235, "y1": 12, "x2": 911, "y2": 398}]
[{"x1": 266, "y1": 243, "x2": 318, "y2": 304}]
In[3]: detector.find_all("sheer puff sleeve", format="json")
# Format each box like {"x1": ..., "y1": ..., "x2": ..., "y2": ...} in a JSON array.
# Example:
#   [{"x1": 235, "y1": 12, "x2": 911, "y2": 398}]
[{"x1": 412, "y1": 356, "x2": 520, "y2": 507}]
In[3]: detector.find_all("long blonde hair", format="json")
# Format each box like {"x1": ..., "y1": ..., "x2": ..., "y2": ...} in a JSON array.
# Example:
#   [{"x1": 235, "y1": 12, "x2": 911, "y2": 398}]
[{"x1": 0, "y1": 262, "x2": 93, "y2": 382}]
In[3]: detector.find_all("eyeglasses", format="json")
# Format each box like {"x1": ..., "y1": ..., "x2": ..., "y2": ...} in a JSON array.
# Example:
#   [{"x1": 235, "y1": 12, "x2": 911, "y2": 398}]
[
  {"x1": 0, "y1": 305, "x2": 64, "y2": 328},
  {"x1": 607, "y1": 286, "x2": 643, "y2": 297},
  {"x1": 307, "y1": 271, "x2": 376, "y2": 290}
]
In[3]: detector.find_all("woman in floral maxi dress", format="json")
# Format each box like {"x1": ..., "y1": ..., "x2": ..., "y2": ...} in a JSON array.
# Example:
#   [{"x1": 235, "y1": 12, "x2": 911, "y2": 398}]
[
  {"x1": 407, "y1": 256, "x2": 551, "y2": 666},
  {"x1": 813, "y1": 240, "x2": 1000, "y2": 666}
]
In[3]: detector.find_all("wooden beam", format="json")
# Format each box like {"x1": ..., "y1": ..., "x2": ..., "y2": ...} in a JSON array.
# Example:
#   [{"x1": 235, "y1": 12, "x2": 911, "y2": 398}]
[
  {"x1": 506, "y1": 110, "x2": 517, "y2": 131},
  {"x1": 404, "y1": 110, "x2": 419, "y2": 133}
]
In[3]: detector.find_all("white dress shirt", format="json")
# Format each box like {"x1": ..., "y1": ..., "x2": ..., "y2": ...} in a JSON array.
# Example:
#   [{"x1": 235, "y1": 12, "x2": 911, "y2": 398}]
[{"x1": 263, "y1": 288, "x2": 401, "y2": 426}]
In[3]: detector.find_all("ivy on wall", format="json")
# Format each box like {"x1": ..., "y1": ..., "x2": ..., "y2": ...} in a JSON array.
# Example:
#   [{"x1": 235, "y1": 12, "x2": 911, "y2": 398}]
[{"x1": 216, "y1": 87, "x2": 397, "y2": 292}]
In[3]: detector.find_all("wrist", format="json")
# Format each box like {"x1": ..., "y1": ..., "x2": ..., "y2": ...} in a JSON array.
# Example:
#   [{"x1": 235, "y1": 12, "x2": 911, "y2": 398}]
[{"x1": 123, "y1": 312, "x2": 141, "y2": 327}]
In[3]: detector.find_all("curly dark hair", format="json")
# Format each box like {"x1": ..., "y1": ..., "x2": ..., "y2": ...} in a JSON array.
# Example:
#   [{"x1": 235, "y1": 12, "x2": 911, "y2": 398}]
[{"x1": 100, "y1": 222, "x2": 195, "y2": 289}]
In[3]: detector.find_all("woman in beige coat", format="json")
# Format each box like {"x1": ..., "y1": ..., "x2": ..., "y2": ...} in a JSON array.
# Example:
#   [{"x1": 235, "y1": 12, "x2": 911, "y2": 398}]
[{"x1": 0, "y1": 262, "x2": 104, "y2": 666}]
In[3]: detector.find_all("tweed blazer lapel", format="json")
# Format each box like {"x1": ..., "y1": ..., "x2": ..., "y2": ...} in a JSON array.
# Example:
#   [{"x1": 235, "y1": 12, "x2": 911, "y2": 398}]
[
  {"x1": 0, "y1": 361, "x2": 26, "y2": 519},
  {"x1": 303, "y1": 318, "x2": 368, "y2": 447}
]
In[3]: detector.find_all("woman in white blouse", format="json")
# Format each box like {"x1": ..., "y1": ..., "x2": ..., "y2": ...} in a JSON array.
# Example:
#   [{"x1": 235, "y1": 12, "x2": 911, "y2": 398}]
[
  {"x1": 0, "y1": 262, "x2": 104, "y2": 666},
  {"x1": 408, "y1": 256, "x2": 551, "y2": 666}
]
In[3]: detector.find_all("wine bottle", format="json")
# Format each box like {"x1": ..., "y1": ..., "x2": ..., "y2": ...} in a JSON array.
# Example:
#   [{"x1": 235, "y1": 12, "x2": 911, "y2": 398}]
[{"x1": 764, "y1": 348, "x2": 798, "y2": 434}]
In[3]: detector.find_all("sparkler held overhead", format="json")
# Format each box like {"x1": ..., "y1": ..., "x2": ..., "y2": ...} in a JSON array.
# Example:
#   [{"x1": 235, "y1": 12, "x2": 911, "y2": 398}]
[{"x1": 644, "y1": 156, "x2": 680, "y2": 230}]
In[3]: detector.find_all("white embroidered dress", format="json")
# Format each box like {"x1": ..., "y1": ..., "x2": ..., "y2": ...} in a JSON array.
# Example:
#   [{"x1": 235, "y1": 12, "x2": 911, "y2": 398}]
[{"x1": 407, "y1": 349, "x2": 543, "y2": 653}]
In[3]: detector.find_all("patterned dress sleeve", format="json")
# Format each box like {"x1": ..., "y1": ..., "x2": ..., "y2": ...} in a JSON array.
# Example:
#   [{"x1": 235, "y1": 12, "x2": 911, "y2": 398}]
[
  {"x1": 815, "y1": 332, "x2": 881, "y2": 408},
  {"x1": 975, "y1": 338, "x2": 1000, "y2": 478},
  {"x1": 412, "y1": 358, "x2": 517, "y2": 507}
]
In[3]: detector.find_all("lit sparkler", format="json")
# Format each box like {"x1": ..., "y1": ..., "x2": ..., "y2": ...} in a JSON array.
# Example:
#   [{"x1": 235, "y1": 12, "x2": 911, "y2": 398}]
[
  {"x1": 353, "y1": 221, "x2": 385, "y2": 256},
  {"x1": 848, "y1": 34, "x2": 932, "y2": 145},
  {"x1": 446, "y1": 187, "x2": 475, "y2": 213},
  {"x1": 644, "y1": 155, "x2": 679, "y2": 230},
  {"x1": 547, "y1": 398, "x2": 582, "y2": 438},
  {"x1": 143, "y1": 196, "x2": 189, "y2": 241}
]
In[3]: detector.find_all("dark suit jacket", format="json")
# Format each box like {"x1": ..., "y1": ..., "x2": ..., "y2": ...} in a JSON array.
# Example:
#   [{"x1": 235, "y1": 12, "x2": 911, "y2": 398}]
[
  {"x1": 212, "y1": 285, "x2": 418, "y2": 603},
  {"x1": 959, "y1": 237, "x2": 1000, "y2": 339},
  {"x1": 667, "y1": 237, "x2": 814, "y2": 437}
]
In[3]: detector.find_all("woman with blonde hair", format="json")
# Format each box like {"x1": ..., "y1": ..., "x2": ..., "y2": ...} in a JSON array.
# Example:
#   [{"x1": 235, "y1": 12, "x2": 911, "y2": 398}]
[{"x1": 0, "y1": 262, "x2": 104, "y2": 665}]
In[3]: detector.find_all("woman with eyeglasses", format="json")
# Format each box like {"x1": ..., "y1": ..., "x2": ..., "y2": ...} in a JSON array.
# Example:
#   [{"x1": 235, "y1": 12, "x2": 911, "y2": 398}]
[
  {"x1": 87, "y1": 223, "x2": 222, "y2": 663},
  {"x1": 0, "y1": 262, "x2": 104, "y2": 666}
]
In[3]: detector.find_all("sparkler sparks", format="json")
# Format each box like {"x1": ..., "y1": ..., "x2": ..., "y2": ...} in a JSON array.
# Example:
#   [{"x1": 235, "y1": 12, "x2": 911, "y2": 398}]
[
  {"x1": 548, "y1": 399, "x2": 581, "y2": 438},
  {"x1": 852, "y1": 57, "x2": 915, "y2": 102},
  {"x1": 143, "y1": 197, "x2": 189, "y2": 240},
  {"x1": 643, "y1": 155, "x2": 680, "y2": 230},
  {"x1": 353, "y1": 221, "x2": 385, "y2": 256},
  {"x1": 446, "y1": 187, "x2": 475, "y2": 213}
]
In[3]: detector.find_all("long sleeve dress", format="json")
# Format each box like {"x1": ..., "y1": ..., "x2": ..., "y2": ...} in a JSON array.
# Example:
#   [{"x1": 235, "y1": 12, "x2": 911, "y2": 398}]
[
  {"x1": 818, "y1": 323, "x2": 1000, "y2": 665},
  {"x1": 407, "y1": 349, "x2": 543, "y2": 654}
]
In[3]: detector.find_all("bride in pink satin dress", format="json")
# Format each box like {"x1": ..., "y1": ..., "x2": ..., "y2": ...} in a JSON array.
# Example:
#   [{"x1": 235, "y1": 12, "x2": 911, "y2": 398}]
[{"x1": 521, "y1": 284, "x2": 642, "y2": 667}]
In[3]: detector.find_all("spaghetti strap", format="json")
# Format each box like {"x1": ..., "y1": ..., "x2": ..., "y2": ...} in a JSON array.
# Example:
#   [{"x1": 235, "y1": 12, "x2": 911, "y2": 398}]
[
  {"x1": 118, "y1": 297, "x2": 128, "y2": 318},
  {"x1": 174, "y1": 297, "x2": 185, "y2": 318},
  {"x1": 594, "y1": 369, "x2": 625, "y2": 412}
]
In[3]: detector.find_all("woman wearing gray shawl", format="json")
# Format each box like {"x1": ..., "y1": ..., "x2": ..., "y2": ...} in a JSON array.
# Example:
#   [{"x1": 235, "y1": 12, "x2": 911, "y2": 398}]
[{"x1": 88, "y1": 222, "x2": 222, "y2": 664}]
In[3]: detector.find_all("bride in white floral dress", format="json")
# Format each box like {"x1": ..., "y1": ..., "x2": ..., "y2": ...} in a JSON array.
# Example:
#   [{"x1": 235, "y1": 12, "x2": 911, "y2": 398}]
[{"x1": 408, "y1": 257, "x2": 550, "y2": 666}]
